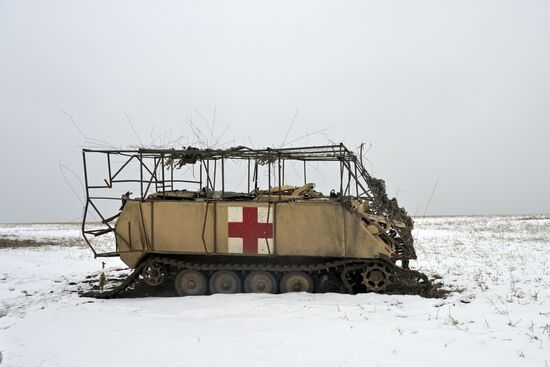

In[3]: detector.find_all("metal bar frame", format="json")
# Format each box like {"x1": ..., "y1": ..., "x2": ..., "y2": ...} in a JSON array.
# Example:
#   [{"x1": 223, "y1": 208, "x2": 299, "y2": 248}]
[{"x1": 81, "y1": 143, "x2": 406, "y2": 258}]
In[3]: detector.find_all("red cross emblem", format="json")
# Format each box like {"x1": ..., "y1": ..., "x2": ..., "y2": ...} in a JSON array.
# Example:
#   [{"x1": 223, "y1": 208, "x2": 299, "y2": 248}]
[{"x1": 227, "y1": 207, "x2": 273, "y2": 254}]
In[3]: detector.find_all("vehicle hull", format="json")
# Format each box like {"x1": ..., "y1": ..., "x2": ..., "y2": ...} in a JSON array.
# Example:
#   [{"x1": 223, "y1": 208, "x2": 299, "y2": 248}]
[{"x1": 115, "y1": 199, "x2": 394, "y2": 268}]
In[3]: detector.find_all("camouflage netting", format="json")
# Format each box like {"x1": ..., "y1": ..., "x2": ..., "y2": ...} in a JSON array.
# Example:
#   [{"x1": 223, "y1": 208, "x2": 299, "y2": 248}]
[{"x1": 365, "y1": 176, "x2": 414, "y2": 230}]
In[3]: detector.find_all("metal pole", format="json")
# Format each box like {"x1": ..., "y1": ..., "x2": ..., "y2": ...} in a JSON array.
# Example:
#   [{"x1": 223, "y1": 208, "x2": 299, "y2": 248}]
[
  {"x1": 346, "y1": 160, "x2": 351, "y2": 196},
  {"x1": 254, "y1": 160, "x2": 258, "y2": 190},
  {"x1": 268, "y1": 161, "x2": 271, "y2": 202},
  {"x1": 221, "y1": 156, "x2": 225, "y2": 199},
  {"x1": 82, "y1": 151, "x2": 90, "y2": 201},
  {"x1": 161, "y1": 154, "x2": 165, "y2": 197},
  {"x1": 153, "y1": 157, "x2": 158, "y2": 192},
  {"x1": 199, "y1": 159, "x2": 203, "y2": 190},
  {"x1": 81, "y1": 151, "x2": 97, "y2": 257},
  {"x1": 170, "y1": 157, "x2": 174, "y2": 191},
  {"x1": 106, "y1": 153, "x2": 112, "y2": 186},
  {"x1": 354, "y1": 161, "x2": 359, "y2": 198},
  {"x1": 278, "y1": 155, "x2": 282, "y2": 201},
  {"x1": 139, "y1": 152, "x2": 144, "y2": 200},
  {"x1": 339, "y1": 161, "x2": 344, "y2": 200},
  {"x1": 206, "y1": 159, "x2": 210, "y2": 190},
  {"x1": 213, "y1": 160, "x2": 217, "y2": 191},
  {"x1": 247, "y1": 158, "x2": 250, "y2": 193},
  {"x1": 282, "y1": 159, "x2": 285, "y2": 186}
]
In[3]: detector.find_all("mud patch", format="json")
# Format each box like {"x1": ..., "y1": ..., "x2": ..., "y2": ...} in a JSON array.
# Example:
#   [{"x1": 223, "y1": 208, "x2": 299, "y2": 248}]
[
  {"x1": 386, "y1": 278, "x2": 451, "y2": 299},
  {"x1": 82, "y1": 278, "x2": 178, "y2": 298}
]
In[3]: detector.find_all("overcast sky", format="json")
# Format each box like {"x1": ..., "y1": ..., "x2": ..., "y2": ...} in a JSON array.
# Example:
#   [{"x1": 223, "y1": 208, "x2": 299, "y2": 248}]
[{"x1": 1, "y1": 0, "x2": 549, "y2": 223}]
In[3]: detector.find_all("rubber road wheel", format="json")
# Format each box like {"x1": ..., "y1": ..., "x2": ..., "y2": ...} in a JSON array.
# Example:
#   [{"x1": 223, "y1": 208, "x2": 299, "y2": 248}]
[
  {"x1": 280, "y1": 272, "x2": 314, "y2": 293},
  {"x1": 209, "y1": 271, "x2": 242, "y2": 294},
  {"x1": 316, "y1": 274, "x2": 342, "y2": 293},
  {"x1": 244, "y1": 271, "x2": 277, "y2": 293},
  {"x1": 175, "y1": 269, "x2": 207, "y2": 296}
]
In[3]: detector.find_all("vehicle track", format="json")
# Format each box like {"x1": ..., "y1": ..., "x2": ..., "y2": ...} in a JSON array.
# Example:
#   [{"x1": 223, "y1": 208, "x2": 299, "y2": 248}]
[{"x1": 82, "y1": 256, "x2": 446, "y2": 299}]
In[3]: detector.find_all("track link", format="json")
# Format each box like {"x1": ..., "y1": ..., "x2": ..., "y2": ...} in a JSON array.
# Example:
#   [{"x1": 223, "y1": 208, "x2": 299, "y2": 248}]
[{"x1": 81, "y1": 261, "x2": 149, "y2": 299}]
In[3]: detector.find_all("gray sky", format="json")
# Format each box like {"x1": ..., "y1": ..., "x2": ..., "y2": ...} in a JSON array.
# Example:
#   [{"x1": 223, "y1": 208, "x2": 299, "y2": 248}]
[{"x1": 1, "y1": 0, "x2": 549, "y2": 223}]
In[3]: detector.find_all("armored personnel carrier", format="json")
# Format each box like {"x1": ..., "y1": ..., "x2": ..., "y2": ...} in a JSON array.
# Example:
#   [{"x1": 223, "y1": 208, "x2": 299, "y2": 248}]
[{"x1": 82, "y1": 144, "x2": 430, "y2": 297}]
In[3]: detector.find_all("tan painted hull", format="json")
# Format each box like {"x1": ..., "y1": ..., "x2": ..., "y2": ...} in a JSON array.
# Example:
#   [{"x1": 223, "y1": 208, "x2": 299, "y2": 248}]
[{"x1": 115, "y1": 200, "x2": 393, "y2": 268}]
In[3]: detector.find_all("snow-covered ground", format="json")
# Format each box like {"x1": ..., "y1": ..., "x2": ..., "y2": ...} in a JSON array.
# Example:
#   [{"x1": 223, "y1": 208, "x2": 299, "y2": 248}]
[{"x1": 1, "y1": 215, "x2": 549, "y2": 367}]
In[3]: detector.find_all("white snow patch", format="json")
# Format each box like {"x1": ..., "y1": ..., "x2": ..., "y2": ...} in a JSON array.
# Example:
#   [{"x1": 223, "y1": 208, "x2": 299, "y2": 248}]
[{"x1": 0, "y1": 215, "x2": 549, "y2": 367}]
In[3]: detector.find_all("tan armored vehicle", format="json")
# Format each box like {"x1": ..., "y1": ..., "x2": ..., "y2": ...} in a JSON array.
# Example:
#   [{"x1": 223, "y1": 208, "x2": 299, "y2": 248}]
[{"x1": 82, "y1": 144, "x2": 427, "y2": 297}]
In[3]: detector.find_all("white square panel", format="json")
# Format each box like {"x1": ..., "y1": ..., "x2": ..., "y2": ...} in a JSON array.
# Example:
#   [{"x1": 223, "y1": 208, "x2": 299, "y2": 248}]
[
  {"x1": 228, "y1": 237, "x2": 243, "y2": 253},
  {"x1": 228, "y1": 207, "x2": 243, "y2": 222}
]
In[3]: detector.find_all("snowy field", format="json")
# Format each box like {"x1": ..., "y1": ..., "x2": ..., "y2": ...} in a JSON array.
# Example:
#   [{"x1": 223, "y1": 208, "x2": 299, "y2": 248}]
[{"x1": 1, "y1": 215, "x2": 549, "y2": 367}]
